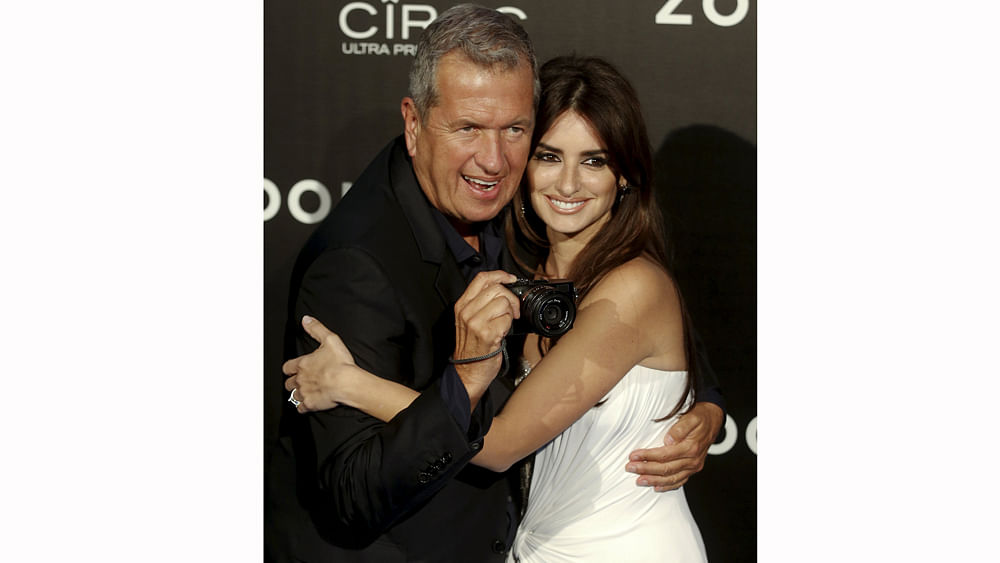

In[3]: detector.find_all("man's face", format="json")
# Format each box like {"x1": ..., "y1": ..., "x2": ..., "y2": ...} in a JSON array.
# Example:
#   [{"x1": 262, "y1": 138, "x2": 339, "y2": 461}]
[{"x1": 402, "y1": 51, "x2": 535, "y2": 230}]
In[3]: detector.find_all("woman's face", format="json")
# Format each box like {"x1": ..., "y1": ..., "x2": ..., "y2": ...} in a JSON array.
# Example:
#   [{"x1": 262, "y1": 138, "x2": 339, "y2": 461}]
[{"x1": 527, "y1": 110, "x2": 619, "y2": 245}]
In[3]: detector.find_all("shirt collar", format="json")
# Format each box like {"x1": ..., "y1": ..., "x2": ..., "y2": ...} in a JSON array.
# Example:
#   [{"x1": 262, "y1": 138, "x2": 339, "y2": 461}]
[{"x1": 431, "y1": 210, "x2": 503, "y2": 272}]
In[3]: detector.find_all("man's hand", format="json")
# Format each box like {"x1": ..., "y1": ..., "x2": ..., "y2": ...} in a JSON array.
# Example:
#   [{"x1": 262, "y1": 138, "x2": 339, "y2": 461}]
[
  {"x1": 625, "y1": 401, "x2": 724, "y2": 492},
  {"x1": 451, "y1": 270, "x2": 520, "y2": 408}
]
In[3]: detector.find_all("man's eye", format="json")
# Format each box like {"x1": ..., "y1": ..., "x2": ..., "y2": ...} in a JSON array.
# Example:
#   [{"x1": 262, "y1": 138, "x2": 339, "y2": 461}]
[{"x1": 508, "y1": 126, "x2": 524, "y2": 135}]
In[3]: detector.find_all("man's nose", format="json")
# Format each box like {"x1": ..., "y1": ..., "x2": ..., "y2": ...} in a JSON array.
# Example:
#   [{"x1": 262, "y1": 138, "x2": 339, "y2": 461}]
[{"x1": 474, "y1": 131, "x2": 503, "y2": 176}]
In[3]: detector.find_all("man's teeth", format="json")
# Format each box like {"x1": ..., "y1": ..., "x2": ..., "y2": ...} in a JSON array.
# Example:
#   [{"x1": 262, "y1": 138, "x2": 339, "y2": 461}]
[
  {"x1": 464, "y1": 176, "x2": 499, "y2": 191},
  {"x1": 550, "y1": 198, "x2": 584, "y2": 210}
]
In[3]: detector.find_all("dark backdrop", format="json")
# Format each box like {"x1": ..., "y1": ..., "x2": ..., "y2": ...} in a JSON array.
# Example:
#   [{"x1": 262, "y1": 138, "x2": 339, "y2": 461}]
[{"x1": 265, "y1": 1, "x2": 756, "y2": 560}]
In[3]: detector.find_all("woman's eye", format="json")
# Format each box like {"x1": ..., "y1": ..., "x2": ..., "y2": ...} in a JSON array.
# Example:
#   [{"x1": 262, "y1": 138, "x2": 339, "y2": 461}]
[
  {"x1": 534, "y1": 152, "x2": 559, "y2": 162},
  {"x1": 583, "y1": 157, "x2": 607, "y2": 168}
]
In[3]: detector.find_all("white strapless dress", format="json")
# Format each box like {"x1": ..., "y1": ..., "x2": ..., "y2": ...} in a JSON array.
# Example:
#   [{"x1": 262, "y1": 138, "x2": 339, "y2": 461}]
[{"x1": 508, "y1": 365, "x2": 708, "y2": 563}]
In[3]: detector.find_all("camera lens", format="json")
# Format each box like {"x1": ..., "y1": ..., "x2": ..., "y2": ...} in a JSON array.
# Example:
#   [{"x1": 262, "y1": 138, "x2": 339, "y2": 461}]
[
  {"x1": 541, "y1": 303, "x2": 563, "y2": 326},
  {"x1": 522, "y1": 288, "x2": 575, "y2": 337}
]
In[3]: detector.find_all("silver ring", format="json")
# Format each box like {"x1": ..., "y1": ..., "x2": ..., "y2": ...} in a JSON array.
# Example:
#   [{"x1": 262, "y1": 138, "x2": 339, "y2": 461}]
[{"x1": 288, "y1": 388, "x2": 301, "y2": 407}]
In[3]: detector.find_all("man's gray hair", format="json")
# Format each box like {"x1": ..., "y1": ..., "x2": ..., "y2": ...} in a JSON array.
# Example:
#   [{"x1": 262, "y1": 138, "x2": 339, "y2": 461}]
[{"x1": 409, "y1": 4, "x2": 539, "y2": 119}]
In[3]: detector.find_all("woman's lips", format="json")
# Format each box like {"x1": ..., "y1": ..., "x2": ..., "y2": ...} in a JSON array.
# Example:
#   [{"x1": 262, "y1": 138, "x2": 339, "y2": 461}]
[{"x1": 546, "y1": 196, "x2": 586, "y2": 213}]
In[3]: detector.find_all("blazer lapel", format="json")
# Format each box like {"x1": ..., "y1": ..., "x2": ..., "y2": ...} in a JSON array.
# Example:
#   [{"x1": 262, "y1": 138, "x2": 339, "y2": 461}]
[{"x1": 387, "y1": 136, "x2": 466, "y2": 305}]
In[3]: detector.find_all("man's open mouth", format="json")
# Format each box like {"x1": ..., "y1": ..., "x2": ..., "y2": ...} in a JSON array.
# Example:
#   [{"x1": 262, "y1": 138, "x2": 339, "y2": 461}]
[{"x1": 463, "y1": 175, "x2": 500, "y2": 191}]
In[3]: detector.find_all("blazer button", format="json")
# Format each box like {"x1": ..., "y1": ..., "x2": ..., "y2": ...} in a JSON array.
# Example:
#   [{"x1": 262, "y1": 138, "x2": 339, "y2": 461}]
[
  {"x1": 471, "y1": 440, "x2": 482, "y2": 451},
  {"x1": 491, "y1": 539, "x2": 506, "y2": 554}
]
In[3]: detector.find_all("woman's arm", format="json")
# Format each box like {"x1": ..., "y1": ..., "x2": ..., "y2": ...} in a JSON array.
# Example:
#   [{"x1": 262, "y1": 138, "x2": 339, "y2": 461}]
[
  {"x1": 285, "y1": 259, "x2": 684, "y2": 473},
  {"x1": 285, "y1": 270, "x2": 519, "y2": 419},
  {"x1": 472, "y1": 258, "x2": 685, "y2": 471},
  {"x1": 283, "y1": 315, "x2": 419, "y2": 420}
]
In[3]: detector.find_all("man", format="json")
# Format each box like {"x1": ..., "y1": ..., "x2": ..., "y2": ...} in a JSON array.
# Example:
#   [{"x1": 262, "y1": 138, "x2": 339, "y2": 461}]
[{"x1": 265, "y1": 5, "x2": 723, "y2": 562}]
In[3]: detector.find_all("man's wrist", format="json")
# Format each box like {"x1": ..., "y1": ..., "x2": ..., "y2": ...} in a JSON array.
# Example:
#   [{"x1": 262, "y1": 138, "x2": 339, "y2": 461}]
[
  {"x1": 696, "y1": 386, "x2": 726, "y2": 418},
  {"x1": 449, "y1": 340, "x2": 506, "y2": 364},
  {"x1": 455, "y1": 361, "x2": 499, "y2": 408},
  {"x1": 694, "y1": 401, "x2": 725, "y2": 435},
  {"x1": 454, "y1": 339, "x2": 508, "y2": 405}
]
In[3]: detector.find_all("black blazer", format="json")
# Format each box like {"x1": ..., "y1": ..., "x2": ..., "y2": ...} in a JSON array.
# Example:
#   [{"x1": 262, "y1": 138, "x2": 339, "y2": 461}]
[{"x1": 266, "y1": 136, "x2": 520, "y2": 562}]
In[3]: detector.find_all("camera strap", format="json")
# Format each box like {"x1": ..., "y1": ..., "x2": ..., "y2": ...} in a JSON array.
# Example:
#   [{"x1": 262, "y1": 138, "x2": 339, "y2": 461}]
[{"x1": 448, "y1": 339, "x2": 509, "y2": 378}]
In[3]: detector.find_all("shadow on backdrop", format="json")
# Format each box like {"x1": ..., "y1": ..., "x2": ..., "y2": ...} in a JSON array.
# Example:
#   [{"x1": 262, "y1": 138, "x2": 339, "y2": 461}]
[{"x1": 654, "y1": 124, "x2": 757, "y2": 562}]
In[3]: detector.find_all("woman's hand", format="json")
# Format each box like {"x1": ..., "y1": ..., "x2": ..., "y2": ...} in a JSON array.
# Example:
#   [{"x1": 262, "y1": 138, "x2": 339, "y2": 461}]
[{"x1": 283, "y1": 315, "x2": 358, "y2": 414}]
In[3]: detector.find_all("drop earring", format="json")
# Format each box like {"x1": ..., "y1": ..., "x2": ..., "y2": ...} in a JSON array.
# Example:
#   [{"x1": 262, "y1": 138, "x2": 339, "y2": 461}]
[{"x1": 616, "y1": 183, "x2": 632, "y2": 205}]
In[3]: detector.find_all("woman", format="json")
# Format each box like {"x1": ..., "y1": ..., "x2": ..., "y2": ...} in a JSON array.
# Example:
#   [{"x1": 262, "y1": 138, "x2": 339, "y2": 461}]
[{"x1": 287, "y1": 56, "x2": 708, "y2": 562}]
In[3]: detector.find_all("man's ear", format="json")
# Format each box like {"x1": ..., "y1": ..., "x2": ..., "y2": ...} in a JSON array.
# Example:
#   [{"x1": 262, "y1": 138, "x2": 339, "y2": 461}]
[{"x1": 401, "y1": 97, "x2": 420, "y2": 157}]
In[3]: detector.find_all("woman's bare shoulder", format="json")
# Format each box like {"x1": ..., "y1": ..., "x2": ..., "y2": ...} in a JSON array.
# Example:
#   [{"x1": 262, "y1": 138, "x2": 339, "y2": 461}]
[
  {"x1": 580, "y1": 256, "x2": 684, "y2": 368},
  {"x1": 586, "y1": 256, "x2": 679, "y2": 309}
]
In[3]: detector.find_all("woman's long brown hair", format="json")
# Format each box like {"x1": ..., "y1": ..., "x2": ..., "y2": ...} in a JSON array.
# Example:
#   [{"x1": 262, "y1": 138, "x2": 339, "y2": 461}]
[{"x1": 504, "y1": 55, "x2": 697, "y2": 420}]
